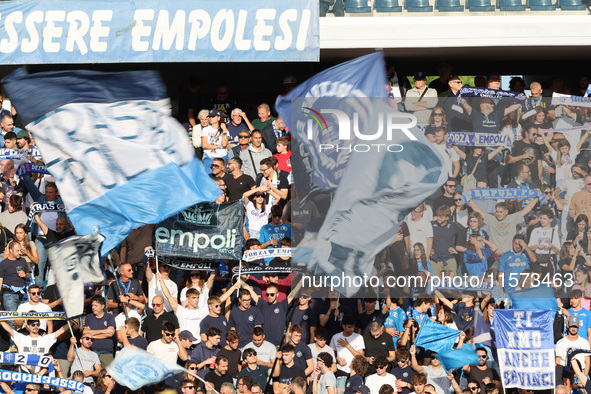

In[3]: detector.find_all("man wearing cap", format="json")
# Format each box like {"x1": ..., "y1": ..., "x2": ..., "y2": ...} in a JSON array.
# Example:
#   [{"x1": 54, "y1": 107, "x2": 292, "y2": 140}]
[
  {"x1": 352, "y1": 385, "x2": 370, "y2": 394},
  {"x1": 15, "y1": 130, "x2": 31, "y2": 150},
  {"x1": 251, "y1": 104, "x2": 275, "y2": 132},
  {"x1": 404, "y1": 72, "x2": 438, "y2": 127},
  {"x1": 201, "y1": 109, "x2": 229, "y2": 174},
  {"x1": 555, "y1": 315, "x2": 590, "y2": 384},
  {"x1": 364, "y1": 355, "x2": 397, "y2": 394}
]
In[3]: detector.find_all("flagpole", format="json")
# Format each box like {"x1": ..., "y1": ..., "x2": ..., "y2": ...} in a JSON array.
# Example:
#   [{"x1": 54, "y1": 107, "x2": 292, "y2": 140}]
[
  {"x1": 183, "y1": 368, "x2": 221, "y2": 394},
  {"x1": 155, "y1": 252, "x2": 161, "y2": 292},
  {"x1": 236, "y1": 259, "x2": 243, "y2": 298}
]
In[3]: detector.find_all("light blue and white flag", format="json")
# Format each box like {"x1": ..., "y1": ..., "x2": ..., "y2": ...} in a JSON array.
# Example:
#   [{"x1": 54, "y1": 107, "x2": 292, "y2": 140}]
[
  {"x1": 495, "y1": 309, "x2": 554, "y2": 390},
  {"x1": 461, "y1": 188, "x2": 545, "y2": 204},
  {"x1": 0, "y1": 352, "x2": 55, "y2": 374},
  {"x1": 414, "y1": 319, "x2": 460, "y2": 354},
  {"x1": 107, "y1": 346, "x2": 184, "y2": 390},
  {"x1": 3, "y1": 68, "x2": 221, "y2": 253},
  {"x1": 276, "y1": 53, "x2": 447, "y2": 296},
  {"x1": 0, "y1": 370, "x2": 83, "y2": 391}
]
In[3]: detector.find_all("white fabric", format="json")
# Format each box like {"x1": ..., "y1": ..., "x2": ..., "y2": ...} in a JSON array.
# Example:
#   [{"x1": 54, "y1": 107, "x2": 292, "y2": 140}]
[
  {"x1": 176, "y1": 305, "x2": 208, "y2": 343},
  {"x1": 365, "y1": 373, "x2": 398, "y2": 394},
  {"x1": 555, "y1": 336, "x2": 590, "y2": 369},
  {"x1": 13, "y1": 332, "x2": 57, "y2": 354},
  {"x1": 16, "y1": 302, "x2": 52, "y2": 331},
  {"x1": 242, "y1": 340, "x2": 277, "y2": 363},
  {"x1": 180, "y1": 283, "x2": 210, "y2": 310},
  {"x1": 202, "y1": 126, "x2": 229, "y2": 158},
  {"x1": 148, "y1": 276, "x2": 178, "y2": 312}
]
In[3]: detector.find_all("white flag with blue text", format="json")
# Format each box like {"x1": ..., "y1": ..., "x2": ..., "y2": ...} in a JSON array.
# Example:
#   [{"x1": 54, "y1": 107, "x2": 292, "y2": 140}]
[{"x1": 2, "y1": 69, "x2": 221, "y2": 253}]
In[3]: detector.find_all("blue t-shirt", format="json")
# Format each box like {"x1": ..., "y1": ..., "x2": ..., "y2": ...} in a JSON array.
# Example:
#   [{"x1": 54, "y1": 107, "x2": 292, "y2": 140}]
[
  {"x1": 411, "y1": 309, "x2": 429, "y2": 329},
  {"x1": 499, "y1": 251, "x2": 531, "y2": 291},
  {"x1": 228, "y1": 306, "x2": 265, "y2": 348},
  {"x1": 291, "y1": 306, "x2": 318, "y2": 345},
  {"x1": 257, "y1": 299, "x2": 288, "y2": 346},
  {"x1": 464, "y1": 247, "x2": 494, "y2": 277},
  {"x1": 384, "y1": 306, "x2": 406, "y2": 336},
  {"x1": 84, "y1": 312, "x2": 116, "y2": 352},
  {"x1": 292, "y1": 342, "x2": 313, "y2": 371},
  {"x1": 567, "y1": 308, "x2": 591, "y2": 340},
  {"x1": 259, "y1": 223, "x2": 292, "y2": 264},
  {"x1": 200, "y1": 315, "x2": 229, "y2": 347}
]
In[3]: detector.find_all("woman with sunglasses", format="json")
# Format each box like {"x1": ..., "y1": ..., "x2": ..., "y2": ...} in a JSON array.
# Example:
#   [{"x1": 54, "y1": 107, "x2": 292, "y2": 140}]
[
  {"x1": 424, "y1": 106, "x2": 448, "y2": 143},
  {"x1": 180, "y1": 271, "x2": 214, "y2": 309},
  {"x1": 94, "y1": 369, "x2": 115, "y2": 394},
  {"x1": 451, "y1": 192, "x2": 469, "y2": 227},
  {"x1": 243, "y1": 186, "x2": 275, "y2": 240}
]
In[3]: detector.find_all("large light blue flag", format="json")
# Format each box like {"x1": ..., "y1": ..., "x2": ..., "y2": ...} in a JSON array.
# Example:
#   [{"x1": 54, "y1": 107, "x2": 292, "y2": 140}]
[
  {"x1": 107, "y1": 346, "x2": 184, "y2": 390},
  {"x1": 414, "y1": 319, "x2": 461, "y2": 354},
  {"x1": 507, "y1": 286, "x2": 558, "y2": 314},
  {"x1": 275, "y1": 53, "x2": 447, "y2": 297},
  {"x1": 435, "y1": 346, "x2": 480, "y2": 372},
  {"x1": 3, "y1": 68, "x2": 221, "y2": 254}
]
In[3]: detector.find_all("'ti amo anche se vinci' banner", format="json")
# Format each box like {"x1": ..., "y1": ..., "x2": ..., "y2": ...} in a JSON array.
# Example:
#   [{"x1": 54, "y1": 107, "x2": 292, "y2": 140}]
[{"x1": 0, "y1": 0, "x2": 319, "y2": 63}]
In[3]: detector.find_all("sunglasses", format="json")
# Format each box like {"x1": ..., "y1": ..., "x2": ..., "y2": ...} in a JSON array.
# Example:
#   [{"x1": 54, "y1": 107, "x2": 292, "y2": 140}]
[
  {"x1": 152, "y1": 303, "x2": 163, "y2": 307},
  {"x1": 433, "y1": 113, "x2": 444, "y2": 116},
  {"x1": 376, "y1": 365, "x2": 387, "y2": 369},
  {"x1": 454, "y1": 198, "x2": 463, "y2": 202},
  {"x1": 245, "y1": 353, "x2": 257, "y2": 357},
  {"x1": 397, "y1": 359, "x2": 408, "y2": 363},
  {"x1": 25, "y1": 389, "x2": 37, "y2": 392},
  {"x1": 82, "y1": 337, "x2": 94, "y2": 341},
  {"x1": 213, "y1": 304, "x2": 221, "y2": 308},
  {"x1": 189, "y1": 367, "x2": 198, "y2": 370},
  {"x1": 211, "y1": 164, "x2": 221, "y2": 168},
  {"x1": 28, "y1": 322, "x2": 40, "y2": 327},
  {"x1": 164, "y1": 332, "x2": 175, "y2": 337},
  {"x1": 478, "y1": 355, "x2": 487, "y2": 359},
  {"x1": 469, "y1": 388, "x2": 479, "y2": 391},
  {"x1": 29, "y1": 292, "x2": 40, "y2": 295},
  {"x1": 267, "y1": 293, "x2": 276, "y2": 297},
  {"x1": 239, "y1": 135, "x2": 250, "y2": 139},
  {"x1": 190, "y1": 273, "x2": 200, "y2": 277},
  {"x1": 254, "y1": 194, "x2": 264, "y2": 198},
  {"x1": 445, "y1": 184, "x2": 456, "y2": 188}
]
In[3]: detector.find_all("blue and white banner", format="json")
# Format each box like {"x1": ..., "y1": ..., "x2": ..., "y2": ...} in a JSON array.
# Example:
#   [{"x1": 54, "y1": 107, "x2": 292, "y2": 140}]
[
  {"x1": 459, "y1": 87, "x2": 533, "y2": 112},
  {"x1": 0, "y1": 370, "x2": 84, "y2": 391},
  {"x1": 414, "y1": 319, "x2": 460, "y2": 354},
  {"x1": 107, "y1": 346, "x2": 184, "y2": 390},
  {"x1": 0, "y1": 148, "x2": 41, "y2": 159},
  {"x1": 16, "y1": 163, "x2": 50, "y2": 178},
  {"x1": 507, "y1": 286, "x2": 559, "y2": 314},
  {"x1": 539, "y1": 124, "x2": 591, "y2": 134},
  {"x1": 277, "y1": 53, "x2": 447, "y2": 297},
  {"x1": 552, "y1": 92, "x2": 591, "y2": 108},
  {"x1": 243, "y1": 248, "x2": 292, "y2": 262},
  {"x1": 231, "y1": 265, "x2": 311, "y2": 278},
  {"x1": 47, "y1": 228, "x2": 105, "y2": 317},
  {"x1": 0, "y1": 0, "x2": 319, "y2": 64},
  {"x1": 3, "y1": 68, "x2": 221, "y2": 254},
  {"x1": 25, "y1": 202, "x2": 66, "y2": 230},
  {"x1": 495, "y1": 309, "x2": 554, "y2": 390},
  {"x1": 446, "y1": 132, "x2": 513, "y2": 148},
  {"x1": 0, "y1": 311, "x2": 67, "y2": 321},
  {"x1": 461, "y1": 188, "x2": 546, "y2": 204},
  {"x1": 0, "y1": 352, "x2": 54, "y2": 373}
]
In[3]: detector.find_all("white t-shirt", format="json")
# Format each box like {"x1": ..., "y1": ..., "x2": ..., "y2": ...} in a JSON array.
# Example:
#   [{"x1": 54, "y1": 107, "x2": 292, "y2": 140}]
[
  {"x1": 432, "y1": 143, "x2": 460, "y2": 177},
  {"x1": 528, "y1": 227, "x2": 560, "y2": 255},
  {"x1": 147, "y1": 339, "x2": 180, "y2": 365},
  {"x1": 16, "y1": 302, "x2": 52, "y2": 331},
  {"x1": 176, "y1": 305, "x2": 208, "y2": 343},
  {"x1": 329, "y1": 332, "x2": 365, "y2": 374},
  {"x1": 13, "y1": 332, "x2": 57, "y2": 354},
  {"x1": 551, "y1": 149, "x2": 577, "y2": 184},
  {"x1": 202, "y1": 126, "x2": 229, "y2": 158},
  {"x1": 246, "y1": 201, "x2": 270, "y2": 234},
  {"x1": 365, "y1": 373, "x2": 398, "y2": 394},
  {"x1": 406, "y1": 218, "x2": 434, "y2": 253},
  {"x1": 556, "y1": 336, "x2": 590, "y2": 369},
  {"x1": 243, "y1": 340, "x2": 277, "y2": 363},
  {"x1": 148, "y1": 276, "x2": 178, "y2": 312},
  {"x1": 180, "y1": 284, "x2": 210, "y2": 310},
  {"x1": 114, "y1": 310, "x2": 142, "y2": 330}
]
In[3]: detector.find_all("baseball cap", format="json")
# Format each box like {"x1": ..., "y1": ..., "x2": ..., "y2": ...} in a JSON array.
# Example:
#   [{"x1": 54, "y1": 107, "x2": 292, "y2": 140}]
[
  {"x1": 179, "y1": 330, "x2": 198, "y2": 342},
  {"x1": 568, "y1": 316, "x2": 581, "y2": 327},
  {"x1": 414, "y1": 71, "x2": 427, "y2": 80},
  {"x1": 16, "y1": 130, "x2": 29, "y2": 139},
  {"x1": 208, "y1": 109, "x2": 221, "y2": 117},
  {"x1": 353, "y1": 385, "x2": 371, "y2": 394}
]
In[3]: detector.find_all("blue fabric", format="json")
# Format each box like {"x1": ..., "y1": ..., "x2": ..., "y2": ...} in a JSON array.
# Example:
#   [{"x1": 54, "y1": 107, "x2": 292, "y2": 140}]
[
  {"x1": 506, "y1": 286, "x2": 558, "y2": 314},
  {"x1": 436, "y1": 346, "x2": 480, "y2": 372},
  {"x1": 464, "y1": 247, "x2": 494, "y2": 277},
  {"x1": 414, "y1": 318, "x2": 460, "y2": 354},
  {"x1": 462, "y1": 188, "x2": 546, "y2": 204}
]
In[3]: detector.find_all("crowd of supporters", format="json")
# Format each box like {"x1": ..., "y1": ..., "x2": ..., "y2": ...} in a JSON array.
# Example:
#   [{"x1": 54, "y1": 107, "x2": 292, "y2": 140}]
[{"x1": 0, "y1": 70, "x2": 588, "y2": 394}]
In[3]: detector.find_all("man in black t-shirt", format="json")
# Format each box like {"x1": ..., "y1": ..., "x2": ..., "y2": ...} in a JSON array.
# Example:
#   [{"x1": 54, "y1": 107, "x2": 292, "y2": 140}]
[
  {"x1": 363, "y1": 322, "x2": 395, "y2": 376},
  {"x1": 205, "y1": 355, "x2": 233, "y2": 392},
  {"x1": 273, "y1": 345, "x2": 306, "y2": 394},
  {"x1": 462, "y1": 348, "x2": 501, "y2": 392},
  {"x1": 462, "y1": 97, "x2": 521, "y2": 134},
  {"x1": 391, "y1": 348, "x2": 415, "y2": 394},
  {"x1": 506, "y1": 124, "x2": 543, "y2": 186},
  {"x1": 0, "y1": 241, "x2": 30, "y2": 311},
  {"x1": 225, "y1": 157, "x2": 255, "y2": 202}
]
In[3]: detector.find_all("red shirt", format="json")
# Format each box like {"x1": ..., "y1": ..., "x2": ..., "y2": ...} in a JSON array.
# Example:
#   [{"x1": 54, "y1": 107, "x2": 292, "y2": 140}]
[{"x1": 274, "y1": 151, "x2": 291, "y2": 174}]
